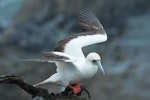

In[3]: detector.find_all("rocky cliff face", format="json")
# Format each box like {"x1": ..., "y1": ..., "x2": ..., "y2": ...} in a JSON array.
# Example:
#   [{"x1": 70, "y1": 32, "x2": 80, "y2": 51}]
[{"x1": 0, "y1": 0, "x2": 150, "y2": 100}]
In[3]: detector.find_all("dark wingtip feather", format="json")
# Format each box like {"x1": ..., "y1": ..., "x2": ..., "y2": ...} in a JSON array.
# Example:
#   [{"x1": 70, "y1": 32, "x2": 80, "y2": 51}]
[
  {"x1": 20, "y1": 59, "x2": 49, "y2": 62},
  {"x1": 78, "y1": 9, "x2": 103, "y2": 32}
]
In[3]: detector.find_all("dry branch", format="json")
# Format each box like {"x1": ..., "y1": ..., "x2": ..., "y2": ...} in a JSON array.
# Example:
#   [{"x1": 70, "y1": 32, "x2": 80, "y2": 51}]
[{"x1": 0, "y1": 75, "x2": 90, "y2": 100}]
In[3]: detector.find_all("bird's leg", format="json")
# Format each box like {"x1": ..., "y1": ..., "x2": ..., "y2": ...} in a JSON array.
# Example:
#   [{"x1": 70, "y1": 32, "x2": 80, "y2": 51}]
[
  {"x1": 60, "y1": 83, "x2": 91, "y2": 98},
  {"x1": 67, "y1": 82, "x2": 81, "y2": 94}
]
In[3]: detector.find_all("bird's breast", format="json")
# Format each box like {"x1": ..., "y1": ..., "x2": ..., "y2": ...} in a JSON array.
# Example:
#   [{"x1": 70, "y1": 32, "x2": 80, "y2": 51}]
[{"x1": 80, "y1": 61, "x2": 98, "y2": 79}]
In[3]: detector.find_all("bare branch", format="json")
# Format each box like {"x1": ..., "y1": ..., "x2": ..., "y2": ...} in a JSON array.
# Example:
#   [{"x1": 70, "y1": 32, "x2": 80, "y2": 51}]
[{"x1": 0, "y1": 75, "x2": 89, "y2": 100}]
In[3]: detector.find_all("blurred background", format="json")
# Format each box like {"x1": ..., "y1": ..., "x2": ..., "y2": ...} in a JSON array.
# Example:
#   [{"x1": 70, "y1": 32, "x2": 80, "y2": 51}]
[{"x1": 0, "y1": 0, "x2": 150, "y2": 100}]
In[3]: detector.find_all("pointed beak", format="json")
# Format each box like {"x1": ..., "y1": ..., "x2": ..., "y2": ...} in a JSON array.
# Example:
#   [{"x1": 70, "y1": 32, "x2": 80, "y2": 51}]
[{"x1": 95, "y1": 60, "x2": 105, "y2": 75}]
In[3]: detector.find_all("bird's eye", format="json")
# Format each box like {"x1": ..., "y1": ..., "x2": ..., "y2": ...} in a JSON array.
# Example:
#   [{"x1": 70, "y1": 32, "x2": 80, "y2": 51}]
[{"x1": 92, "y1": 60, "x2": 97, "y2": 63}]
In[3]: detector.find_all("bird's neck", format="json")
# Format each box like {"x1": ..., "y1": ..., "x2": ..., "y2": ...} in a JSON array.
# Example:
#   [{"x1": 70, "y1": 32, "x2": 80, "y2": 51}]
[{"x1": 81, "y1": 60, "x2": 98, "y2": 79}]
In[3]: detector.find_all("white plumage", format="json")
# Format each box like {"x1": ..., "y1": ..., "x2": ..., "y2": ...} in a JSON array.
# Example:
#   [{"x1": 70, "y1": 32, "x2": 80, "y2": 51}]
[{"x1": 23, "y1": 9, "x2": 107, "y2": 92}]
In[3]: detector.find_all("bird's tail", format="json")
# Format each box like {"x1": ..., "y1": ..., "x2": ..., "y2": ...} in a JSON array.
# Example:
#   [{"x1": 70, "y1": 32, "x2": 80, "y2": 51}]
[
  {"x1": 33, "y1": 81, "x2": 48, "y2": 87},
  {"x1": 33, "y1": 73, "x2": 61, "y2": 87}
]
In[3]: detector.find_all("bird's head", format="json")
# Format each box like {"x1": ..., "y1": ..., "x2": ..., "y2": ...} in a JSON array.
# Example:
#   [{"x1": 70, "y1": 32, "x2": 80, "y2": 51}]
[{"x1": 87, "y1": 52, "x2": 105, "y2": 75}]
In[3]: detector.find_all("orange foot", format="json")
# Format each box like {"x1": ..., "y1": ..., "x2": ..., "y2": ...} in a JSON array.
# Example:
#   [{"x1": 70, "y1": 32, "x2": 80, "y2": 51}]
[{"x1": 67, "y1": 82, "x2": 81, "y2": 94}]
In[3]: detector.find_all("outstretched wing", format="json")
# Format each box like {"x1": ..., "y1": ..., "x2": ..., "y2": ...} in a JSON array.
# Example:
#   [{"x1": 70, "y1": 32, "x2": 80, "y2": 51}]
[
  {"x1": 21, "y1": 52, "x2": 77, "y2": 63},
  {"x1": 54, "y1": 9, "x2": 107, "y2": 58}
]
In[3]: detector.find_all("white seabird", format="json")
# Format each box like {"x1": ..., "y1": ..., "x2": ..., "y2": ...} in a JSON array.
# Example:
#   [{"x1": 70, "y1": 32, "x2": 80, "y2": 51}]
[{"x1": 23, "y1": 9, "x2": 107, "y2": 94}]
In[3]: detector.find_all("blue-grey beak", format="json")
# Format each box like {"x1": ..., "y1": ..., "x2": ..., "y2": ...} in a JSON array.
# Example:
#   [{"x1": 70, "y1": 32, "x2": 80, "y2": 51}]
[{"x1": 96, "y1": 60, "x2": 105, "y2": 75}]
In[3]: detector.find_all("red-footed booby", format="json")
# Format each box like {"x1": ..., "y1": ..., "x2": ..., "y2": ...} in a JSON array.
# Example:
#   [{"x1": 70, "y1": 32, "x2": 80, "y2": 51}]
[{"x1": 22, "y1": 9, "x2": 107, "y2": 94}]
